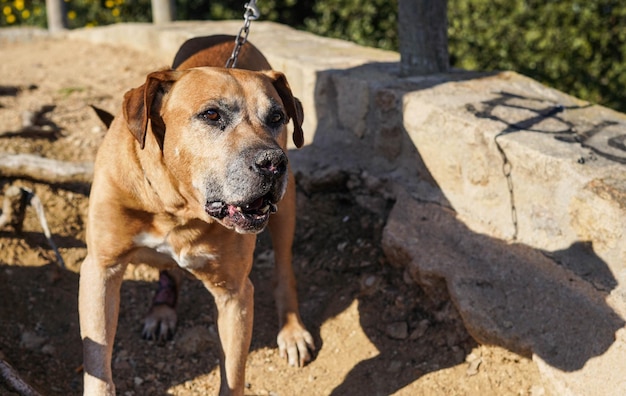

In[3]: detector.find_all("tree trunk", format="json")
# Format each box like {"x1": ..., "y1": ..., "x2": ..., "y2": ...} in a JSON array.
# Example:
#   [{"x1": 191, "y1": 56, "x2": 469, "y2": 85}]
[
  {"x1": 151, "y1": 0, "x2": 176, "y2": 24},
  {"x1": 45, "y1": 0, "x2": 67, "y2": 32},
  {"x1": 398, "y1": 0, "x2": 449, "y2": 75}
]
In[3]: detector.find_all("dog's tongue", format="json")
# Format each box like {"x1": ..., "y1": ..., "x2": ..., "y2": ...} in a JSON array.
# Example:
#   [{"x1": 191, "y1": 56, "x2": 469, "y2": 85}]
[{"x1": 226, "y1": 197, "x2": 263, "y2": 217}]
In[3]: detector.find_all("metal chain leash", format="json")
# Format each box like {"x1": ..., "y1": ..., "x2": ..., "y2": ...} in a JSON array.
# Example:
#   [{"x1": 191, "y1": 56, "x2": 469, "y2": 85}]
[
  {"x1": 494, "y1": 133, "x2": 518, "y2": 241},
  {"x1": 225, "y1": 0, "x2": 261, "y2": 68}
]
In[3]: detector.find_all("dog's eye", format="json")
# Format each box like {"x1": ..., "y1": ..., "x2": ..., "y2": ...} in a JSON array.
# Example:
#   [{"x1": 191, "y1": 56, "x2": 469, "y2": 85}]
[
  {"x1": 201, "y1": 109, "x2": 220, "y2": 122},
  {"x1": 268, "y1": 111, "x2": 284, "y2": 126}
]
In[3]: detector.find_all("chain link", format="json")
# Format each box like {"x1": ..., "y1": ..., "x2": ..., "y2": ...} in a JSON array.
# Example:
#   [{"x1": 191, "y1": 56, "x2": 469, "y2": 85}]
[
  {"x1": 225, "y1": 0, "x2": 261, "y2": 68},
  {"x1": 494, "y1": 133, "x2": 518, "y2": 241}
]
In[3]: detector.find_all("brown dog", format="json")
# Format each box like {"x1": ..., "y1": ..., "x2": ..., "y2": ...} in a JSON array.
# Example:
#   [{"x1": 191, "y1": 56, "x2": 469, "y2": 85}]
[{"x1": 79, "y1": 35, "x2": 314, "y2": 395}]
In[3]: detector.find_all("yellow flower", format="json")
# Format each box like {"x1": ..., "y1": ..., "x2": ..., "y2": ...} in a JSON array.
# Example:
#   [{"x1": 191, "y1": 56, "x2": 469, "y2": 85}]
[
  {"x1": 105, "y1": 0, "x2": 113, "y2": 7},
  {"x1": 3, "y1": 5, "x2": 11, "y2": 15},
  {"x1": 21, "y1": 8, "x2": 28, "y2": 18},
  {"x1": 111, "y1": 8, "x2": 120, "y2": 17},
  {"x1": 13, "y1": 0, "x2": 23, "y2": 11},
  {"x1": 6, "y1": 13, "x2": 15, "y2": 23},
  {"x1": 67, "y1": 10, "x2": 76, "y2": 20}
]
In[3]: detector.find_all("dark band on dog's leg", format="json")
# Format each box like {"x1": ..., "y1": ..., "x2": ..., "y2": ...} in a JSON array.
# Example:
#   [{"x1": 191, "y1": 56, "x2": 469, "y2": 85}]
[{"x1": 153, "y1": 270, "x2": 177, "y2": 307}]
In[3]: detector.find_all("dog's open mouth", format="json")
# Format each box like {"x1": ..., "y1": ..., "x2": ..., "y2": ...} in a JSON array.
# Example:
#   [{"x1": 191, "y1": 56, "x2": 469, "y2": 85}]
[{"x1": 205, "y1": 194, "x2": 278, "y2": 232}]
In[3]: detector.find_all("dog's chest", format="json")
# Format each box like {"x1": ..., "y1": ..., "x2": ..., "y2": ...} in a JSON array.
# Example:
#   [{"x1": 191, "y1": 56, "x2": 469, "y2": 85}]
[{"x1": 133, "y1": 232, "x2": 216, "y2": 270}]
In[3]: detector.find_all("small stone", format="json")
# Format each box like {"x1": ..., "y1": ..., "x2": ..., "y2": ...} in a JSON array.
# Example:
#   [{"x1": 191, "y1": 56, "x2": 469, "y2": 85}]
[
  {"x1": 133, "y1": 377, "x2": 144, "y2": 386},
  {"x1": 363, "y1": 275, "x2": 378, "y2": 288},
  {"x1": 409, "y1": 319, "x2": 430, "y2": 340},
  {"x1": 20, "y1": 331, "x2": 46, "y2": 350},
  {"x1": 387, "y1": 360, "x2": 403, "y2": 373},
  {"x1": 465, "y1": 352, "x2": 478, "y2": 363},
  {"x1": 255, "y1": 250, "x2": 275, "y2": 268},
  {"x1": 466, "y1": 356, "x2": 482, "y2": 376},
  {"x1": 385, "y1": 321, "x2": 409, "y2": 340},
  {"x1": 41, "y1": 343, "x2": 56, "y2": 355},
  {"x1": 402, "y1": 269, "x2": 414, "y2": 285}
]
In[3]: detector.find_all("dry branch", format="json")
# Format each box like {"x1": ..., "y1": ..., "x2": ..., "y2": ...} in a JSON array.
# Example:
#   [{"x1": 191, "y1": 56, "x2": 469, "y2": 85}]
[
  {"x1": 0, "y1": 356, "x2": 42, "y2": 396},
  {"x1": 0, "y1": 185, "x2": 65, "y2": 268},
  {"x1": 0, "y1": 153, "x2": 93, "y2": 185}
]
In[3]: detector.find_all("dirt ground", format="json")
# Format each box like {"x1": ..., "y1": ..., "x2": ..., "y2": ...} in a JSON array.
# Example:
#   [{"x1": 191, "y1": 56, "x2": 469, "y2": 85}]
[{"x1": 0, "y1": 33, "x2": 547, "y2": 395}]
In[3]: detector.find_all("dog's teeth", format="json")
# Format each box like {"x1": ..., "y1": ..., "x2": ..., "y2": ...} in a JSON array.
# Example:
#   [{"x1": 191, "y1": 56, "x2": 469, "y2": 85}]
[{"x1": 270, "y1": 203, "x2": 278, "y2": 213}]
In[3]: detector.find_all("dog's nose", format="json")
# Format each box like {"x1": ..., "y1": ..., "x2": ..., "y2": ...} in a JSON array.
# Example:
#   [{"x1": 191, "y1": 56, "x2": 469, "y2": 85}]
[{"x1": 254, "y1": 149, "x2": 287, "y2": 178}]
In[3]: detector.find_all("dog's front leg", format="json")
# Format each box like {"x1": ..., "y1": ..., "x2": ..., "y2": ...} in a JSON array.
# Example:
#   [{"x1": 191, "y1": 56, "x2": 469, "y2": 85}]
[
  {"x1": 215, "y1": 279, "x2": 254, "y2": 396},
  {"x1": 191, "y1": 268, "x2": 254, "y2": 396},
  {"x1": 79, "y1": 254, "x2": 127, "y2": 395}
]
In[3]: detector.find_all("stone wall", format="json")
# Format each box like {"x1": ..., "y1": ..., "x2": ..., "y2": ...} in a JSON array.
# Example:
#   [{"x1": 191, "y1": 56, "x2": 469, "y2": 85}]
[{"x1": 68, "y1": 21, "x2": 626, "y2": 395}]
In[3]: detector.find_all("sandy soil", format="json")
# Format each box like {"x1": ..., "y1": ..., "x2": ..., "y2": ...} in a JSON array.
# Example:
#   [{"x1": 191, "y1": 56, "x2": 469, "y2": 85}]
[{"x1": 0, "y1": 34, "x2": 546, "y2": 395}]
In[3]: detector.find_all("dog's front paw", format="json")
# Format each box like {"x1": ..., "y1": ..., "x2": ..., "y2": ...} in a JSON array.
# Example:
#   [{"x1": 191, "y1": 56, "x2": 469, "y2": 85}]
[
  {"x1": 277, "y1": 323, "x2": 315, "y2": 367},
  {"x1": 142, "y1": 270, "x2": 178, "y2": 341},
  {"x1": 142, "y1": 304, "x2": 177, "y2": 341}
]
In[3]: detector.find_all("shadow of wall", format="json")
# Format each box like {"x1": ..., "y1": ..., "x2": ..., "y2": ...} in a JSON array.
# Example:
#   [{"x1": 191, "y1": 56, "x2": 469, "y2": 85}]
[{"x1": 292, "y1": 61, "x2": 626, "y2": 394}]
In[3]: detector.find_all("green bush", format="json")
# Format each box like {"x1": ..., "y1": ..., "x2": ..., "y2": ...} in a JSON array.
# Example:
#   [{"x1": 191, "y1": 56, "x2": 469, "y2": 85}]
[
  {"x1": 303, "y1": 0, "x2": 398, "y2": 50},
  {"x1": 0, "y1": 0, "x2": 152, "y2": 28},
  {"x1": 176, "y1": 0, "x2": 314, "y2": 27},
  {"x1": 1, "y1": 0, "x2": 47, "y2": 27},
  {"x1": 448, "y1": 0, "x2": 626, "y2": 113},
  {"x1": 305, "y1": 0, "x2": 626, "y2": 112}
]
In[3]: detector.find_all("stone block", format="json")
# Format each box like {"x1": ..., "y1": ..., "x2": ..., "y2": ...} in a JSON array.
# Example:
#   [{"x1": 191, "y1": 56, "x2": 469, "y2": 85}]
[{"x1": 383, "y1": 188, "x2": 626, "y2": 396}]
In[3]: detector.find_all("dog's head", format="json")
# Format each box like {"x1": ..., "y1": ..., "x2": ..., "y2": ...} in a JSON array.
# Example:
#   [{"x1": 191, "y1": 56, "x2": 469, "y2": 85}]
[{"x1": 122, "y1": 67, "x2": 304, "y2": 233}]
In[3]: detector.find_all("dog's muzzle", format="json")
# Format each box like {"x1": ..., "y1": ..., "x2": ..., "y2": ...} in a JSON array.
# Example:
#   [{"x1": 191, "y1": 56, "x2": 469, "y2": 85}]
[{"x1": 205, "y1": 148, "x2": 287, "y2": 233}]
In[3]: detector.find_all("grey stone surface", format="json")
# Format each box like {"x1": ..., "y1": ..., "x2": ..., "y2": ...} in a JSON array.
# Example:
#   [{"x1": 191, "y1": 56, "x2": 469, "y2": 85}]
[
  {"x1": 63, "y1": 21, "x2": 626, "y2": 395},
  {"x1": 383, "y1": 189, "x2": 626, "y2": 395}
]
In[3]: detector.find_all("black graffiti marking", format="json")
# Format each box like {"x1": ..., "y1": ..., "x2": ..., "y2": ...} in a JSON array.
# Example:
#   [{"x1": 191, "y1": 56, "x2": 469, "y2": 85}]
[
  {"x1": 467, "y1": 91, "x2": 626, "y2": 164},
  {"x1": 608, "y1": 135, "x2": 626, "y2": 153},
  {"x1": 466, "y1": 91, "x2": 626, "y2": 239}
]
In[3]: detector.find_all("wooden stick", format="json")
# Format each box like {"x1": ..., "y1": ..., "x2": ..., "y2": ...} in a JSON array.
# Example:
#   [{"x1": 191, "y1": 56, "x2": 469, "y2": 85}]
[
  {"x1": 0, "y1": 357, "x2": 42, "y2": 396},
  {"x1": 24, "y1": 188, "x2": 66, "y2": 268},
  {"x1": 0, "y1": 186, "x2": 65, "y2": 268},
  {"x1": 0, "y1": 185, "x2": 27, "y2": 232},
  {"x1": 0, "y1": 153, "x2": 93, "y2": 185}
]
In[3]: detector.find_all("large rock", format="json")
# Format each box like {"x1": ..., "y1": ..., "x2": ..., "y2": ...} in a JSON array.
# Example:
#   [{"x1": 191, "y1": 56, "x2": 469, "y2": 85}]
[{"x1": 383, "y1": 189, "x2": 626, "y2": 395}]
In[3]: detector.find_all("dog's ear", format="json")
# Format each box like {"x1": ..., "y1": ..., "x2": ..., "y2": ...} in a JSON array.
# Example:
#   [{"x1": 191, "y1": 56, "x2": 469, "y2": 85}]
[
  {"x1": 123, "y1": 70, "x2": 182, "y2": 149},
  {"x1": 264, "y1": 71, "x2": 304, "y2": 148}
]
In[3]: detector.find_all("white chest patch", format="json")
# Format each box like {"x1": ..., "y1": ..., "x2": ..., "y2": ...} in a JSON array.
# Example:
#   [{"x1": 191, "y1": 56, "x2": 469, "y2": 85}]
[{"x1": 133, "y1": 232, "x2": 216, "y2": 270}]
